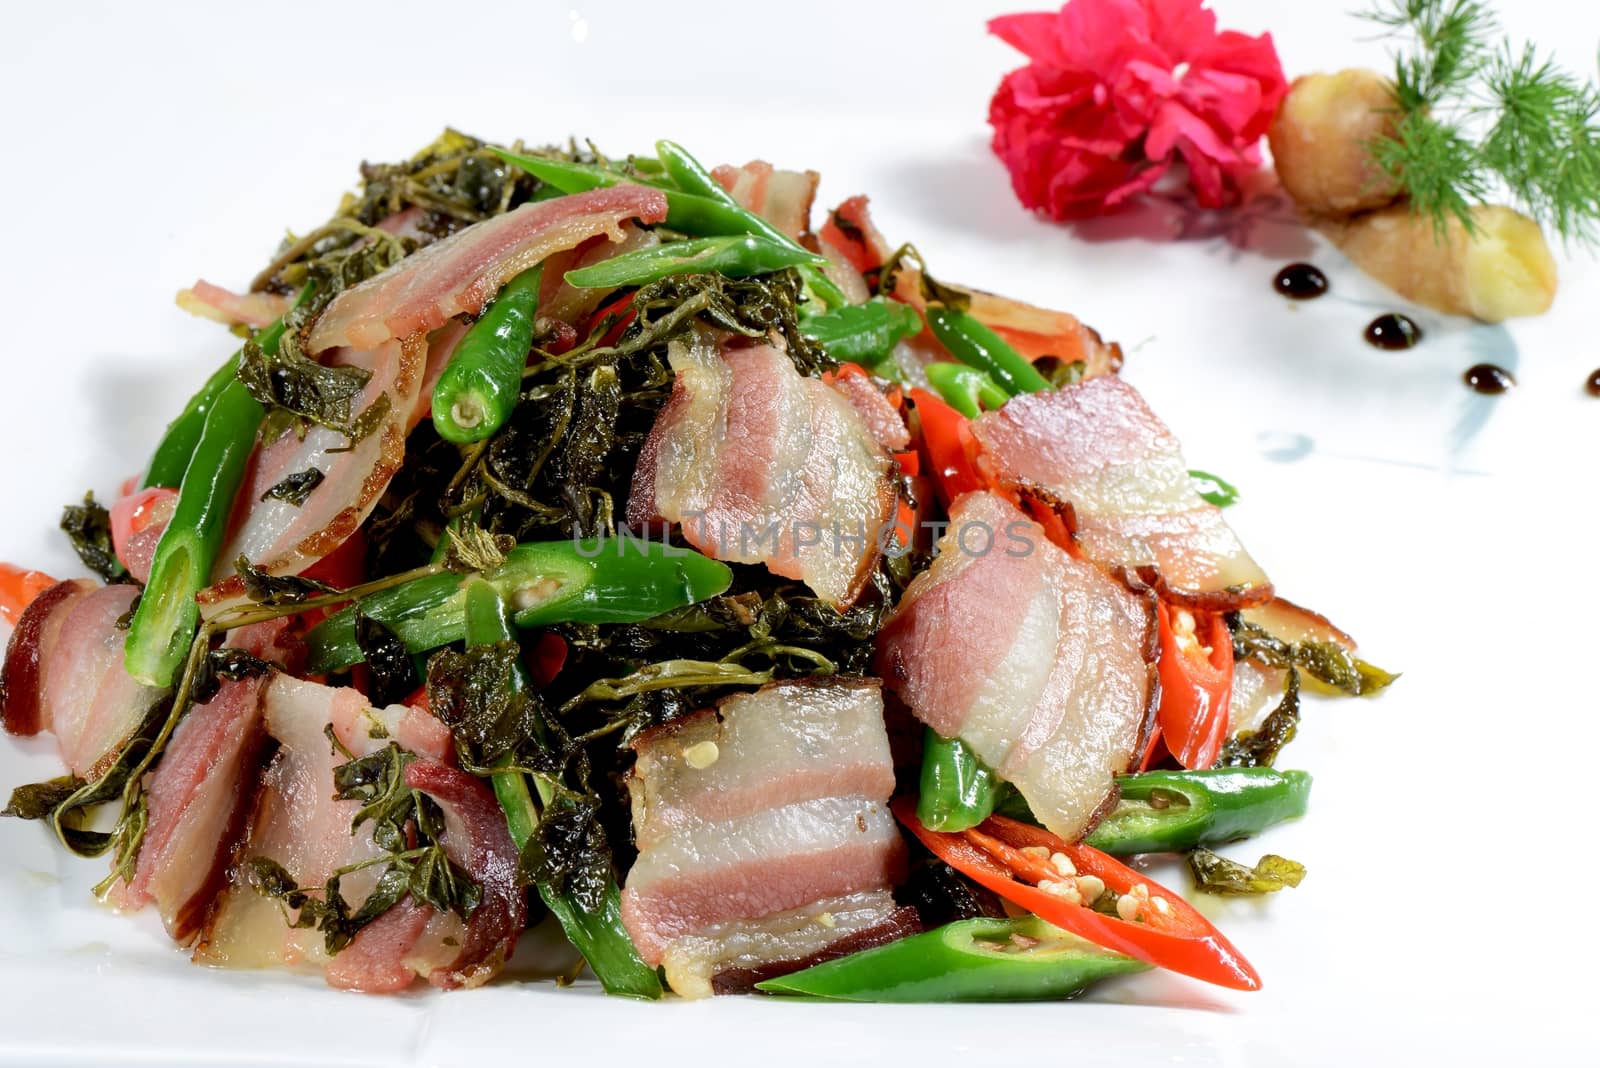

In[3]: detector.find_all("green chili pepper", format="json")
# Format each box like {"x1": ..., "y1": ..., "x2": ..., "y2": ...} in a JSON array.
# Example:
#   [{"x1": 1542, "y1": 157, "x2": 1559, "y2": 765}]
[
  {"x1": 654, "y1": 140, "x2": 847, "y2": 309},
  {"x1": 432, "y1": 265, "x2": 544, "y2": 443},
  {"x1": 461, "y1": 581, "x2": 662, "y2": 999},
  {"x1": 564, "y1": 234, "x2": 824, "y2": 289},
  {"x1": 995, "y1": 768, "x2": 1312, "y2": 854},
  {"x1": 124, "y1": 380, "x2": 264, "y2": 687},
  {"x1": 493, "y1": 146, "x2": 848, "y2": 307},
  {"x1": 924, "y1": 363, "x2": 1009, "y2": 419},
  {"x1": 756, "y1": 915, "x2": 1147, "y2": 1002},
  {"x1": 797, "y1": 297, "x2": 923, "y2": 363},
  {"x1": 925, "y1": 305, "x2": 1050, "y2": 396},
  {"x1": 142, "y1": 285, "x2": 313, "y2": 490},
  {"x1": 1189, "y1": 469, "x2": 1240, "y2": 508},
  {"x1": 917, "y1": 729, "x2": 1000, "y2": 833},
  {"x1": 305, "y1": 537, "x2": 733, "y2": 673}
]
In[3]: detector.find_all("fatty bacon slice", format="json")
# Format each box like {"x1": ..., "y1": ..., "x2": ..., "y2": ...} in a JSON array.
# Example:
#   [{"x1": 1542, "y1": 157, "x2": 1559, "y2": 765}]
[
  {"x1": 972, "y1": 375, "x2": 1272, "y2": 609},
  {"x1": 711, "y1": 160, "x2": 820, "y2": 242},
  {"x1": 111, "y1": 620, "x2": 303, "y2": 944},
  {"x1": 306, "y1": 184, "x2": 669, "y2": 353},
  {"x1": 0, "y1": 580, "x2": 169, "y2": 778},
  {"x1": 194, "y1": 676, "x2": 520, "y2": 992},
  {"x1": 875, "y1": 491, "x2": 1158, "y2": 843},
  {"x1": 628, "y1": 331, "x2": 896, "y2": 608},
  {"x1": 197, "y1": 334, "x2": 425, "y2": 610},
  {"x1": 621, "y1": 679, "x2": 915, "y2": 998}
]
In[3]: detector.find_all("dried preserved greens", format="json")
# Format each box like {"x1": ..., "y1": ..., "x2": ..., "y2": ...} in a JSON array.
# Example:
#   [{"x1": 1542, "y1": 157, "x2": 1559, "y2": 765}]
[
  {"x1": 259, "y1": 468, "x2": 326, "y2": 506},
  {"x1": 1187, "y1": 847, "x2": 1306, "y2": 896},
  {"x1": 60, "y1": 493, "x2": 124, "y2": 583}
]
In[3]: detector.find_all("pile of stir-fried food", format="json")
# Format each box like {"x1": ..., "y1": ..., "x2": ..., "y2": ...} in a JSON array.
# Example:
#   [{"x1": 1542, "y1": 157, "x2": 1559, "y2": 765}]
[{"x1": 0, "y1": 131, "x2": 1393, "y2": 1001}]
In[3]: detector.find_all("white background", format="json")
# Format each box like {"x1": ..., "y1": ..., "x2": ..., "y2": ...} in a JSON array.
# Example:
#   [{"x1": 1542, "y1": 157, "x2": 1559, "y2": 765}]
[{"x1": 2, "y1": 1, "x2": 1598, "y2": 1064}]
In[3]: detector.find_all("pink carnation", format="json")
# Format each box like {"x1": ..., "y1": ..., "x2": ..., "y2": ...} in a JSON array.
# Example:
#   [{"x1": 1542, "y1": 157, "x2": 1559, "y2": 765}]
[{"x1": 988, "y1": 0, "x2": 1288, "y2": 219}]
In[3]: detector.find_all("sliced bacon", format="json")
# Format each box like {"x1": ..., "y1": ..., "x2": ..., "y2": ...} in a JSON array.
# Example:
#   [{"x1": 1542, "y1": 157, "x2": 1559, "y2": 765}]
[
  {"x1": 712, "y1": 161, "x2": 819, "y2": 241},
  {"x1": 707, "y1": 893, "x2": 921, "y2": 995},
  {"x1": 198, "y1": 334, "x2": 426, "y2": 609},
  {"x1": 621, "y1": 680, "x2": 909, "y2": 997},
  {"x1": 176, "y1": 280, "x2": 291, "y2": 330},
  {"x1": 413, "y1": 320, "x2": 469, "y2": 431},
  {"x1": 830, "y1": 370, "x2": 910, "y2": 451},
  {"x1": 403, "y1": 759, "x2": 525, "y2": 989},
  {"x1": 109, "y1": 487, "x2": 177, "y2": 585},
  {"x1": 193, "y1": 676, "x2": 490, "y2": 992},
  {"x1": 19, "y1": 583, "x2": 170, "y2": 779},
  {"x1": 820, "y1": 195, "x2": 893, "y2": 272},
  {"x1": 115, "y1": 620, "x2": 302, "y2": 943},
  {"x1": 814, "y1": 234, "x2": 872, "y2": 305},
  {"x1": 973, "y1": 376, "x2": 1272, "y2": 609},
  {"x1": 539, "y1": 222, "x2": 659, "y2": 325},
  {"x1": 2, "y1": 579, "x2": 93, "y2": 737},
  {"x1": 628, "y1": 331, "x2": 896, "y2": 608},
  {"x1": 875, "y1": 491, "x2": 1157, "y2": 843},
  {"x1": 306, "y1": 184, "x2": 669, "y2": 353}
]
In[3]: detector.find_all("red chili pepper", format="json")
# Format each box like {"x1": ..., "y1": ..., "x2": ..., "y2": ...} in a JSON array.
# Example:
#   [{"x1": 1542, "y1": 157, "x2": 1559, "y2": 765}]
[
  {"x1": 0, "y1": 564, "x2": 60, "y2": 627},
  {"x1": 1155, "y1": 603, "x2": 1234, "y2": 769},
  {"x1": 893, "y1": 798, "x2": 1260, "y2": 990},
  {"x1": 585, "y1": 291, "x2": 636, "y2": 347},
  {"x1": 908, "y1": 388, "x2": 989, "y2": 509},
  {"x1": 526, "y1": 632, "x2": 568, "y2": 688}
]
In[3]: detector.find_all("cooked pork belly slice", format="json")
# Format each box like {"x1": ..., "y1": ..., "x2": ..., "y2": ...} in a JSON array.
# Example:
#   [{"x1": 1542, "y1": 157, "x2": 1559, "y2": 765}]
[
  {"x1": 660, "y1": 889, "x2": 919, "y2": 998},
  {"x1": 307, "y1": 184, "x2": 669, "y2": 353},
  {"x1": 973, "y1": 376, "x2": 1270, "y2": 608},
  {"x1": 876, "y1": 491, "x2": 1157, "y2": 842},
  {"x1": 628, "y1": 331, "x2": 896, "y2": 607},
  {"x1": 621, "y1": 680, "x2": 910, "y2": 996}
]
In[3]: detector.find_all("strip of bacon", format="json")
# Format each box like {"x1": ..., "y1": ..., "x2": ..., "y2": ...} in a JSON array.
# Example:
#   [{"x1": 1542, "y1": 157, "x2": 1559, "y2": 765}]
[
  {"x1": 176, "y1": 280, "x2": 291, "y2": 330},
  {"x1": 0, "y1": 582, "x2": 171, "y2": 778},
  {"x1": 875, "y1": 491, "x2": 1157, "y2": 842},
  {"x1": 621, "y1": 680, "x2": 910, "y2": 998},
  {"x1": 306, "y1": 184, "x2": 668, "y2": 353},
  {"x1": 628, "y1": 331, "x2": 895, "y2": 608},
  {"x1": 712, "y1": 160, "x2": 820, "y2": 241},
  {"x1": 114, "y1": 620, "x2": 302, "y2": 943},
  {"x1": 197, "y1": 334, "x2": 425, "y2": 609},
  {"x1": 972, "y1": 376, "x2": 1272, "y2": 609}
]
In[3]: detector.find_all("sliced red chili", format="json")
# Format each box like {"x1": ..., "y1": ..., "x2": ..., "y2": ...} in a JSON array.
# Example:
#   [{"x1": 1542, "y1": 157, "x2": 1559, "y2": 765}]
[
  {"x1": 1155, "y1": 603, "x2": 1234, "y2": 769},
  {"x1": 893, "y1": 798, "x2": 1260, "y2": 990}
]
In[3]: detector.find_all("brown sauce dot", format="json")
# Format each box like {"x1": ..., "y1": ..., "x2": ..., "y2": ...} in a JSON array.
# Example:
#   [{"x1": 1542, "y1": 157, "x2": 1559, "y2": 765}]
[
  {"x1": 1586, "y1": 369, "x2": 1600, "y2": 397},
  {"x1": 1273, "y1": 263, "x2": 1328, "y2": 299},
  {"x1": 1464, "y1": 363, "x2": 1516, "y2": 395},
  {"x1": 1364, "y1": 313, "x2": 1422, "y2": 350}
]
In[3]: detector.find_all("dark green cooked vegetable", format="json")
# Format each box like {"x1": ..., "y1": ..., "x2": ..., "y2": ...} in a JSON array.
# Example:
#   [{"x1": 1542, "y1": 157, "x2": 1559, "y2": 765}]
[
  {"x1": 305, "y1": 538, "x2": 733, "y2": 673},
  {"x1": 924, "y1": 305, "x2": 1051, "y2": 396},
  {"x1": 1187, "y1": 847, "x2": 1307, "y2": 896},
  {"x1": 798, "y1": 297, "x2": 923, "y2": 363},
  {"x1": 461, "y1": 581, "x2": 662, "y2": 999},
  {"x1": 917, "y1": 729, "x2": 1000, "y2": 833},
  {"x1": 564, "y1": 235, "x2": 824, "y2": 289},
  {"x1": 432, "y1": 264, "x2": 544, "y2": 443},
  {"x1": 755, "y1": 915, "x2": 1147, "y2": 1002},
  {"x1": 1084, "y1": 768, "x2": 1312, "y2": 854},
  {"x1": 124, "y1": 378, "x2": 265, "y2": 687}
]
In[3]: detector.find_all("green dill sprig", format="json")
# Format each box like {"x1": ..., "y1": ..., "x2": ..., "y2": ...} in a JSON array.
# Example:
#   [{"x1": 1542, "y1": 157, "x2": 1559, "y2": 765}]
[{"x1": 1361, "y1": 0, "x2": 1600, "y2": 244}]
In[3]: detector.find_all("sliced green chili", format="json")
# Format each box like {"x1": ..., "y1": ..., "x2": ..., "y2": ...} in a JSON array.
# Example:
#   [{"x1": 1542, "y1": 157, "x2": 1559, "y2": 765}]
[
  {"x1": 756, "y1": 916, "x2": 1147, "y2": 1002},
  {"x1": 925, "y1": 305, "x2": 1050, "y2": 396},
  {"x1": 1189, "y1": 469, "x2": 1240, "y2": 508},
  {"x1": 917, "y1": 730, "x2": 1000, "y2": 833},
  {"x1": 305, "y1": 538, "x2": 733, "y2": 673},
  {"x1": 432, "y1": 264, "x2": 544, "y2": 443},
  {"x1": 925, "y1": 363, "x2": 1009, "y2": 418},
  {"x1": 565, "y1": 235, "x2": 823, "y2": 289}
]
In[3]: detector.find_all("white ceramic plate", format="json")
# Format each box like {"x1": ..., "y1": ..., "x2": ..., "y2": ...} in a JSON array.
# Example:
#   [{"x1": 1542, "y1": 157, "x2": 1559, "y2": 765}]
[{"x1": 3, "y1": 1, "x2": 1597, "y2": 1064}]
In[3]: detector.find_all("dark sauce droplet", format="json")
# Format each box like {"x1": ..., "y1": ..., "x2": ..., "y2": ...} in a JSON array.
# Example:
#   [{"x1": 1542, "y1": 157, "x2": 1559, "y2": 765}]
[
  {"x1": 1363, "y1": 313, "x2": 1422, "y2": 350},
  {"x1": 1464, "y1": 363, "x2": 1516, "y2": 395},
  {"x1": 1586, "y1": 369, "x2": 1600, "y2": 397},
  {"x1": 1273, "y1": 263, "x2": 1328, "y2": 300}
]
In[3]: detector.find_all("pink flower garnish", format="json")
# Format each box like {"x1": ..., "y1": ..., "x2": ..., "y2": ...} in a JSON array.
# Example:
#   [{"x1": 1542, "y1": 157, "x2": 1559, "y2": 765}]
[{"x1": 988, "y1": 0, "x2": 1287, "y2": 219}]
